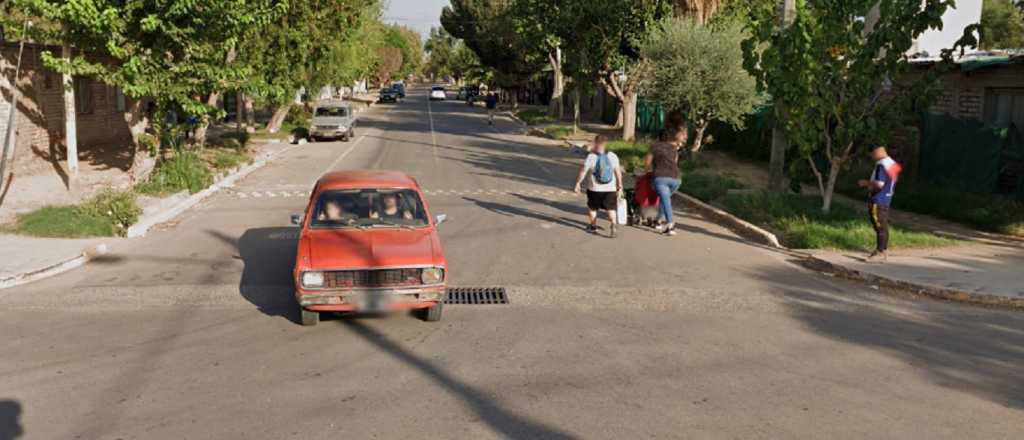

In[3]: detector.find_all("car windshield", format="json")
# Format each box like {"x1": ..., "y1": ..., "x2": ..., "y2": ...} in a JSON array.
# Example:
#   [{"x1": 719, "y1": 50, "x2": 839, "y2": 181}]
[
  {"x1": 311, "y1": 189, "x2": 429, "y2": 229},
  {"x1": 432, "y1": 86, "x2": 444, "y2": 91},
  {"x1": 315, "y1": 107, "x2": 348, "y2": 117}
]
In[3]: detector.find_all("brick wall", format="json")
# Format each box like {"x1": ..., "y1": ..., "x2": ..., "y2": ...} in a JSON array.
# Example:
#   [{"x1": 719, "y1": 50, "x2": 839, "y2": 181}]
[{"x1": 0, "y1": 42, "x2": 132, "y2": 176}]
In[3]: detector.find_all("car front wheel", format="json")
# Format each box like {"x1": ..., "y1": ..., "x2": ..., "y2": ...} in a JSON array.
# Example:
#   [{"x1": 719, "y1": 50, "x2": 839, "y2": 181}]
[
  {"x1": 417, "y1": 302, "x2": 443, "y2": 322},
  {"x1": 300, "y1": 308, "x2": 319, "y2": 326}
]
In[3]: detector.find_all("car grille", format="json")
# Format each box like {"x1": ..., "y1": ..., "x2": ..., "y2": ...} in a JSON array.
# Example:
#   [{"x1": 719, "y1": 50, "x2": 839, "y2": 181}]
[{"x1": 323, "y1": 269, "x2": 423, "y2": 288}]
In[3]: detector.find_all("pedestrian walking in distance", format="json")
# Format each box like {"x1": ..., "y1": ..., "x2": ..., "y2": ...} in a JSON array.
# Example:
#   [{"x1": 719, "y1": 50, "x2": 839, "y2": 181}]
[
  {"x1": 485, "y1": 92, "x2": 498, "y2": 125},
  {"x1": 574, "y1": 135, "x2": 623, "y2": 238},
  {"x1": 858, "y1": 144, "x2": 902, "y2": 263},
  {"x1": 645, "y1": 115, "x2": 688, "y2": 236}
]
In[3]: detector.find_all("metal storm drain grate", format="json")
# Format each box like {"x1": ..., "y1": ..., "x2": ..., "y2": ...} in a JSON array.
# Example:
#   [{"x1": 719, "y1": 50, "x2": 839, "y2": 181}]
[{"x1": 445, "y1": 287, "x2": 509, "y2": 305}]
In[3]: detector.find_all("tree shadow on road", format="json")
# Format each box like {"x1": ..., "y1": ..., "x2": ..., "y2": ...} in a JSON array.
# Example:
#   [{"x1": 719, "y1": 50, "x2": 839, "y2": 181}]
[
  {"x1": 337, "y1": 319, "x2": 578, "y2": 440},
  {"x1": 749, "y1": 262, "x2": 1024, "y2": 410},
  {"x1": 0, "y1": 400, "x2": 23, "y2": 440},
  {"x1": 462, "y1": 196, "x2": 590, "y2": 230}
]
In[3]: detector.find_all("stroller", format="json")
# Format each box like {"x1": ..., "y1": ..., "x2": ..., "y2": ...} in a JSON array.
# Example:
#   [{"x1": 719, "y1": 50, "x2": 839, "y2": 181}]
[{"x1": 624, "y1": 172, "x2": 661, "y2": 227}]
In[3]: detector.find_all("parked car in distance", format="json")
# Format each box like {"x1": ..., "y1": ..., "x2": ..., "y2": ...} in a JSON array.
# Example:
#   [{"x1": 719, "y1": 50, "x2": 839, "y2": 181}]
[
  {"x1": 291, "y1": 170, "x2": 450, "y2": 326},
  {"x1": 310, "y1": 100, "x2": 355, "y2": 142},
  {"x1": 391, "y1": 82, "x2": 406, "y2": 98},
  {"x1": 379, "y1": 87, "x2": 399, "y2": 103},
  {"x1": 430, "y1": 86, "x2": 446, "y2": 101}
]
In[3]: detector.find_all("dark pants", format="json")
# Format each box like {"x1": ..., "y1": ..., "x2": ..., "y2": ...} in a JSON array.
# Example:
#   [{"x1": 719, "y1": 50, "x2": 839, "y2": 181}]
[{"x1": 869, "y1": 203, "x2": 890, "y2": 252}]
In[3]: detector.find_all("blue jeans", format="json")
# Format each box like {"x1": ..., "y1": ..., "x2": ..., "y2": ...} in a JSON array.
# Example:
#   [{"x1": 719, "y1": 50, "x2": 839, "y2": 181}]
[{"x1": 652, "y1": 177, "x2": 681, "y2": 224}]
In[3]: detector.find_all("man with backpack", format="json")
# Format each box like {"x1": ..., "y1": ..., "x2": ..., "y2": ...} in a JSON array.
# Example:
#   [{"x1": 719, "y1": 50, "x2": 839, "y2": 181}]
[
  {"x1": 574, "y1": 135, "x2": 623, "y2": 237},
  {"x1": 485, "y1": 92, "x2": 498, "y2": 125}
]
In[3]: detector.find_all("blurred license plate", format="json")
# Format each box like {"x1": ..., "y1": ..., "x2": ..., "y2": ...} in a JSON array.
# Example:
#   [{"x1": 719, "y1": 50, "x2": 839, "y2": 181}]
[{"x1": 360, "y1": 293, "x2": 391, "y2": 312}]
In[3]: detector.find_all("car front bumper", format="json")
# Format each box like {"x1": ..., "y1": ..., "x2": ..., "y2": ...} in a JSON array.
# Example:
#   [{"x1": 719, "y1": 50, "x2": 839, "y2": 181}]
[
  {"x1": 296, "y1": 285, "x2": 445, "y2": 312},
  {"x1": 312, "y1": 127, "x2": 351, "y2": 137}
]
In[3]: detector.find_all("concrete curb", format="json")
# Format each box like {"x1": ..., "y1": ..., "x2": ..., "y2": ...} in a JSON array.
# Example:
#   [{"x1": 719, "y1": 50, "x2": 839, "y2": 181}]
[
  {"x1": 673, "y1": 192, "x2": 783, "y2": 248},
  {"x1": 799, "y1": 254, "x2": 1024, "y2": 310},
  {"x1": 127, "y1": 144, "x2": 294, "y2": 238},
  {"x1": 0, "y1": 243, "x2": 109, "y2": 290}
]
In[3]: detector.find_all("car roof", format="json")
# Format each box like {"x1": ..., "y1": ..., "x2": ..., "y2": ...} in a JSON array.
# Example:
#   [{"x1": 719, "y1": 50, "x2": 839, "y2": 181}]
[
  {"x1": 315, "y1": 99, "x2": 350, "y2": 108},
  {"x1": 317, "y1": 170, "x2": 418, "y2": 190}
]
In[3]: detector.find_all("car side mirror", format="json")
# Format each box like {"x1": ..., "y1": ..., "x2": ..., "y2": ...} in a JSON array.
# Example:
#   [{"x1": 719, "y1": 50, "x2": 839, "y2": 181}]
[
  {"x1": 435, "y1": 214, "x2": 447, "y2": 225},
  {"x1": 290, "y1": 214, "x2": 304, "y2": 225}
]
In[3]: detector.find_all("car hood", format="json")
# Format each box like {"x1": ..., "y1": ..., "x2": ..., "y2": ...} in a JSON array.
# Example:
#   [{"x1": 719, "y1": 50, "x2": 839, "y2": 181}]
[
  {"x1": 306, "y1": 228, "x2": 439, "y2": 269},
  {"x1": 312, "y1": 116, "x2": 352, "y2": 127}
]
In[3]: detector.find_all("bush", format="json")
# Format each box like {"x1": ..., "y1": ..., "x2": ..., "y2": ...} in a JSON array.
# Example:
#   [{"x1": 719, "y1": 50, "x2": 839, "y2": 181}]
[
  {"x1": 15, "y1": 190, "x2": 141, "y2": 238},
  {"x1": 721, "y1": 193, "x2": 958, "y2": 250},
  {"x1": 607, "y1": 141, "x2": 649, "y2": 173},
  {"x1": 135, "y1": 150, "x2": 213, "y2": 195},
  {"x1": 215, "y1": 131, "x2": 250, "y2": 149},
  {"x1": 79, "y1": 190, "x2": 143, "y2": 237},
  {"x1": 680, "y1": 170, "x2": 744, "y2": 202},
  {"x1": 517, "y1": 109, "x2": 554, "y2": 125},
  {"x1": 285, "y1": 105, "x2": 311, "y2": 127}
]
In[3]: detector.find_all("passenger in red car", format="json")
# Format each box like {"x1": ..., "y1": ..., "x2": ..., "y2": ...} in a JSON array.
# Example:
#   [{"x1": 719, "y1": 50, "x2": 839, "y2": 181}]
[{"x1": 372, "y1": 193, "x2": 413, "y2": 221}]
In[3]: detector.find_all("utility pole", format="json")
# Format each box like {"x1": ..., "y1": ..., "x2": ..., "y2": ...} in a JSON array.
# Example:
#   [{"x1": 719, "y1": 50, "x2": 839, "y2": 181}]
[
  {"x1": 0, "y1": 21, "x2": 31, "y2": 195},
  {"x1": 62, "y1": 39, "x2": 79, "y2": 191},
  {"x1": 768, "y1": 0, "x2": 796, "y2": 193}
]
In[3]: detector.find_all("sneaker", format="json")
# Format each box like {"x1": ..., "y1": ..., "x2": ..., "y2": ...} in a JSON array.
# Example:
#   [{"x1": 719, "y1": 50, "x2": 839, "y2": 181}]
[
  {"x1": 865, "y1": 251, "x2": 888, "y2": 263},
  {"x1": 586, "y1": 224, "x2": 598, "y2": 233},
  {"x1": 609, "y1": 225, "x2": 617, "y2": 238},
  {"x1": 662, "y1": 224, "x2": 677, "y2": 236}
]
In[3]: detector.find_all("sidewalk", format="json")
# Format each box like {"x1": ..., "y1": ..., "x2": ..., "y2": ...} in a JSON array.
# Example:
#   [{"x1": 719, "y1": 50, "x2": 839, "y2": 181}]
[{"x1": 0, "y1": 235, "x2": 114, "y2": 288}]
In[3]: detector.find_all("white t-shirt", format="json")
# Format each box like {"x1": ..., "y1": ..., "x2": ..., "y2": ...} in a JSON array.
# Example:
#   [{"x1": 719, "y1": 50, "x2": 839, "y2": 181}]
[{"x1": 583, "y1": 151, "x2": 620, "y2": 192}]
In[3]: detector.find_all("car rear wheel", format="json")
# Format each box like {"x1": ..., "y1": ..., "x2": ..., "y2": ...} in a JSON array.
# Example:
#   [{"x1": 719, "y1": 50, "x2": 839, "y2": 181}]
[
  {"x1": 417, "y1": 302, "x2": 443, "y2": 322},
  {"x1": 300, "y1": 308, "x2": 319, "y2": 326}
]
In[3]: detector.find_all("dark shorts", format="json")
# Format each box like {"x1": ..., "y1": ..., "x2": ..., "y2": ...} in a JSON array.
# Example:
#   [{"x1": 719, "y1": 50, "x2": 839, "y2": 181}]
[{"x1": 587, "y1": 190, "x2": 617, "y2": 211}]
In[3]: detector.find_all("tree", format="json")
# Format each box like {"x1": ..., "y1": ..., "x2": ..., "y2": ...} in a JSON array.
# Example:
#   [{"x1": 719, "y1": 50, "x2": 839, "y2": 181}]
[
  {"x1": 424, "y1": 27, "x2": 457, "y2": 80},
  {"x1": 743, "y1": 0, "x2": 978, "y2": 212},
  {"x1": 511, "y1": 0, "x2": 568, "y2": 118},
  {"x1": 672, "y1": 0, "x2": 724, "y2": 24},
  {"x1": 642, "y1": 17, "x2": 760, "y2": 153},
  {"x1": 557, "y1": 0, "x2": 673, "y2": 141},
  {"x1": 373, "y1": 46, "x2": 404, "y2": 84},
  {"x1": 981, "y1": 0, "x2": 1024, "y2": 50},
  {"x1": 10, "y1": 0, "x2": 281, "y2": 175},
  {"x1": 441, "y1": 0, "x2": 545, "y2": 104},
  {"x1": 396, "y1": 25, "x2": 424, "y2": 77},
  {"x1": 242, "y1": 0, "x2": 380, "y2": 133}
]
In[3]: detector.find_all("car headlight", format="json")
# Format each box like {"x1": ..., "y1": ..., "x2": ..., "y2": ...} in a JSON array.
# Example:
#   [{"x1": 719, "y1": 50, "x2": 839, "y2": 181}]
[
  {"x1": 302, "y1": 271, "x2": 325, "y2": 288},
  {"x1": 421, "y1": 268, "x2": 443, "y2": 284}
]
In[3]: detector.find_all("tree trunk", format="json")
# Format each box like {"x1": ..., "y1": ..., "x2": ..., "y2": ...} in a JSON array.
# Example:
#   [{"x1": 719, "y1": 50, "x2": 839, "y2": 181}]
[
  {"x1": 622, "y1": 90, "x2": 638, "y2": 142},
  {"x1": 822, "y1": 160, "x2": 842, "y2": 213},
  {"x1": 573, "y1": 88, "x2": 581, "y2": 134},
  {"x1": 266, "y1": 104, "x2": 291, "y2": 133},
  {"x1": 243, "y1": 94, "x2": 256, "y2": 133},
  {"x1": 692, "y1": 120, "x2": 709, "y2": 153},
  {"x1": 61, "y1": 42, "x2": 78, "y2": 190},
  {"x1": 511, "y1": 89, "x2": 518, "y2": 110},
  {"x1": 548, "y1": 47, "x2": 564, "y2": 119},
  {"x1": 768, "y1": 128, "x2": 787, "y2": 193},
  {"x1": 193, "y1": 91, "x2": 221, "y2": 146},
  {"x1": 126, "y1": 99, "x2": 155, "y2": 183}
]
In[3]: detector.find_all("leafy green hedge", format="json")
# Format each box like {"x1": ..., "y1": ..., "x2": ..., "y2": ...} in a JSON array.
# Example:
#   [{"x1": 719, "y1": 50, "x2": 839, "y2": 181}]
[
  {"x1": 136, "y1": 150, "x2": 213, "y2": 195},
  {"x1": 15, "y1": 190, "x2": 141, "y2": 238}
]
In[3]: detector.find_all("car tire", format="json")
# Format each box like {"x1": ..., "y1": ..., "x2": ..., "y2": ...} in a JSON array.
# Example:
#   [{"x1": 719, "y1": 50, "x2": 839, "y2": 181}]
[
  {"x1": 341, "y1": 135, "x2": 349, "y2": 142},
  {"x1": 300, "y1": 308, "x2": 319, "y2": 326},
  {"x1": 418, "y1": 302, "x2": 443, "y2": 322},
  {"x1": 348, "y1": 129, "x2": 355, "y2": 139}
]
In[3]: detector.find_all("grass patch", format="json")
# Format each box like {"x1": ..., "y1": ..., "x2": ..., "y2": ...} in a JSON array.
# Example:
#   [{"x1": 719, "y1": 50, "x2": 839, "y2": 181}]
[
  {"x1": 135, "y1": 150, "x2": 214, "y2": 195},
  {"x1": 208, "y1": 149, "x2": 253, "y2": 171},
  {"x1": 681, "y1": 170, "x2": 745, "y2": 203},
  {"x1": 517, "y1": 109, "x2": 554, "y2": 125},
  {"x1": 15, "y1": 190, "x2": 141, "y2": 238},
  {"x1": 542, "y1": 124, "x2": 575, "y2": 140},
  {"x1": 721, "y1": 193, "x2": 959, "y2": 250}
]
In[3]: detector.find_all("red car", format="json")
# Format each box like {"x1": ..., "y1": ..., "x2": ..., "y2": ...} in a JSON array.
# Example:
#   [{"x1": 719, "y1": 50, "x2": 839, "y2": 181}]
[{"x1": 291, "y1": 170, "x2": 448, "y2": 326}]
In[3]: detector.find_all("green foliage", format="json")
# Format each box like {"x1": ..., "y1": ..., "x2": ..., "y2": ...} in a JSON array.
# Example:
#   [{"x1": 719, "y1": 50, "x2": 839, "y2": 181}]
[
  {"x1": 209, "y1": 149, "x2": 252, "y2": 171},
  {"x1": 680, "y1": 170, "x2": 745, "y2": 203},
  {"x1": 16, "y1": 190, "x2": 141, "y2": 237},
  {"x1": 742, "y1": 0, "x2": 978, "y2": 212},
  {"x1": 442, "y1": 0, "x2": 544, "y2": 89},
  {"x1": 516, "y1": 109, "x2": 554, "y2": 125},
  {"x1": 981, "y1": 0, "x2": 1024, "y2": 49},
  {"x1": 642, "y1": 17, "x2": 761, "y2": 151},
  {"x1": 79, "y1": 189, "x2": 142, "y2": 237},
  {"x1": 542, "y1": 125, "x2": 574, "y2": 139},
  {"x1": 215, "y1": 132, "x2": 251, "y2": 149},
  {"x1": 606, "y1": 141, "x2": 649, "y2": 173},
  {"x1": 722, "y1": 193, "x2": 958, "y2": 250},
  {"x1": 135, "y1": 150, "x2": 213, "y2": 195}
]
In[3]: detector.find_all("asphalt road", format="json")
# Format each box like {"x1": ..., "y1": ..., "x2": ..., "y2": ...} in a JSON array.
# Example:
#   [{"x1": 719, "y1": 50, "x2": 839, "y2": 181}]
[{"x1": 1, "y1": 86, "x2": 1022, "y2": 439}]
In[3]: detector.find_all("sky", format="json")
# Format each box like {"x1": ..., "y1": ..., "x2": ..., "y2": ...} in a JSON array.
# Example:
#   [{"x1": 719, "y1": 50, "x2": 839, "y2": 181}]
[{"x1": 383, "y1": 0, "x2": 450, "y2": 38}]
